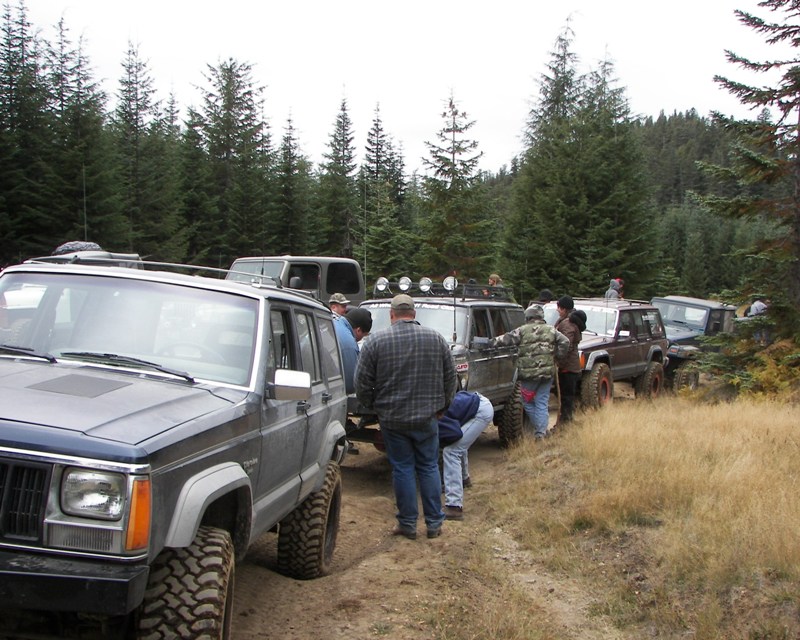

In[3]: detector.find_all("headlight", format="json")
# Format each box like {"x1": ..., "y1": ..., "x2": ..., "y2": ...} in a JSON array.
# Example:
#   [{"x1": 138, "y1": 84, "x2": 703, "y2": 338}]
[{"x1": 61, "y1": 468, "x2": 125, "y2": 520}]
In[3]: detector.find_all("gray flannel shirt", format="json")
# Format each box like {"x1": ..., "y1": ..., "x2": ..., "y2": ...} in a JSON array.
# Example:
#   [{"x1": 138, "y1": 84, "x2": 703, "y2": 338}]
[{"x1": 355, "y1": 319, "x2": 457, "y2": 431}]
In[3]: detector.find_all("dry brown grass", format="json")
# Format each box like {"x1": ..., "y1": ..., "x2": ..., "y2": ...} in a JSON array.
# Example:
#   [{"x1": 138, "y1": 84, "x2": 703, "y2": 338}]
[{"x1": 460, "y1": 396, "x2": 800, "y2": 639}]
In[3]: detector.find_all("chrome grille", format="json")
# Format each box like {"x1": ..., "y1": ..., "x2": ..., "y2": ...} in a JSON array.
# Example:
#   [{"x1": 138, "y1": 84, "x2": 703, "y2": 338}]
[{"x1": 0, "y1": 459, "x2": 49, "y2": 541}]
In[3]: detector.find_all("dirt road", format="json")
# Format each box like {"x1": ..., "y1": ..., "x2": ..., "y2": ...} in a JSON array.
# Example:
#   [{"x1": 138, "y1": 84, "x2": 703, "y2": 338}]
[{"x1": 231, "y1": 409, "x2": 630, "y2": 640}]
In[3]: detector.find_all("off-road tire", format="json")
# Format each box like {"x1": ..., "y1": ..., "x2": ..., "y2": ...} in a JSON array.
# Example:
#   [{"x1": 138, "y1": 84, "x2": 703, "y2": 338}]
[
  {"x1": 277, "y1": 462, "x2": 342, "y2": 580},
  {"x1": 581, "y1": 363, "x2": 613, "y2": 409},
  {"x1": 496, "y1": 381, "x2": 524, "y2": 447},
  {"x1": 635, "y1": 361, "x2": 665, "y2": 399},
  {"x1": 134, "y1": 526, "x2": 234, "y2": 640},
  {"x1": 672, "y1": 361, "x2": 700, "y2": 391}
]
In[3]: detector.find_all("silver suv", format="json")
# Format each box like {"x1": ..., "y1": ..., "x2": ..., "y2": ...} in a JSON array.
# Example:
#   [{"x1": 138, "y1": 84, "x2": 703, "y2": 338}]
[
  {"x1": 0, "y1": 259, "x2": 348, "y2": 637},
  {"x1": 348, "y1": 277, "x2": 526, "y2": 446}
]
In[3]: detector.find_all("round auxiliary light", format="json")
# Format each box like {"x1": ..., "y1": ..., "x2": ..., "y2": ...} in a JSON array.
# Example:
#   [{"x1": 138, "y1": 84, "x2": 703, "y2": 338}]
[
  {"x1": 375, "y1": 277, "x2": 389, "y2": 292},
  {"x1": 398, "y1": 276, "x2": 412, "y2": 291},
  {"x1": 419, "y1": 277, "x2": 432, "y2": 293},
  {"x1": 443, "y1": 276, "x2": 458, "y2": 292}
]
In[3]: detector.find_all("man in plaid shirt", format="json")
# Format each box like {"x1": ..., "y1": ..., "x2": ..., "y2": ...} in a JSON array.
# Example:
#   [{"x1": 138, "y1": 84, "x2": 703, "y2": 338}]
[{"x1": 355, "y1": 294, "x2": 457, "y2": 540}]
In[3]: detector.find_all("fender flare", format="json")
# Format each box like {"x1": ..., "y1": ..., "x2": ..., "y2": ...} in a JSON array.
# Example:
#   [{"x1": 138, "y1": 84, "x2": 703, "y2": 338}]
[{"x1": 165, "y1": 462, "x2": 252, "y2": 548}]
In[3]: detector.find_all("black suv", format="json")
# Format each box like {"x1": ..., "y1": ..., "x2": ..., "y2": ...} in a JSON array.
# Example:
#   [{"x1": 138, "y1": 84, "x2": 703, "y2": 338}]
[
  {"x1": 347, "y1": 276, "x2": 526, "y2": 446},
  {"x1": 650, "y1": 295, "x2": 737, "y2": 390},
  {"x1": 544, "y1": 298, "x2": 669, "y2": 407},
  {"x1": 0, "y1": 258, "x2": 348, "y2": 637}
]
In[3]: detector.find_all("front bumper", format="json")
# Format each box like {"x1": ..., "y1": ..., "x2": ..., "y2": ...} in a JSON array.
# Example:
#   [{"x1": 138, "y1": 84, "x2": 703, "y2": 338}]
[{"x1": 0, "y1": 549, "x2": 149, "y2": 615}]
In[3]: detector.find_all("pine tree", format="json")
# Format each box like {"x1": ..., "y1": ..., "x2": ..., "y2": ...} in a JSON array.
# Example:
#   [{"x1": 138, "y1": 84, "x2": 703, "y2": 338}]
[
  {"x1": 0, "y1": 0, "x2": 56, "y2": 263},
  {"x1": 418, "y1": 93, "x2": 493, "y2": 281},
  {"x1": 199, "y1": 58, "x2": 273, "y2": 266},
  {"x1": 317, "y1": 98, "x2": 358, "y2": 256},
  {"x1": 702, "y1": 0, "x2": 800, "y2": 331},
  {"x1": 43, "y1": 17, "x2": 124, "y2": 251},
  {"x1": 273, "y1": 116, "x2": 312, "y2": 255}
]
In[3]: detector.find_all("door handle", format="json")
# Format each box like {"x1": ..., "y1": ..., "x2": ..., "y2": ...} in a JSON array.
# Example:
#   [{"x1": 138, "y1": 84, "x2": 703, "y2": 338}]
[
  {"x1": 296, "y1": 401, "x2": 310, "y2": 413},
  {"x1": 321, "y1": 392, "x2": 332, "y2": 403}
]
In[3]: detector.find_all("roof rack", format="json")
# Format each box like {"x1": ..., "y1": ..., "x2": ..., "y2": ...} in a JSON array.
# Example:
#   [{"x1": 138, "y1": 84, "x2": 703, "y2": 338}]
[{"x1": 370, "y1": 276, "x2": 515, "y2": 302}]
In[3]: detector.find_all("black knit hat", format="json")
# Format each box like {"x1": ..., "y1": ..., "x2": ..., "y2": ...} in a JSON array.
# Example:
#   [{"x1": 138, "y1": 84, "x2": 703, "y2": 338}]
[
  {"x1": 570, "y1": 309, "x2": 587, "y2": 332},
  {"x1": 537, "y1": 289, "x2": 554, "y2": 303},
  {"x1": 557, "y1": 295, "x2": 574, "y2": 310}
]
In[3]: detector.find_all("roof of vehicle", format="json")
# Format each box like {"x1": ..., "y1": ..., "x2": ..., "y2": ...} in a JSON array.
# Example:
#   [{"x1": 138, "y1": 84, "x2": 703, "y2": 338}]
[
  {"x1": 651, "y1": 295, "x2": 737, "y2": 310},
  {"x1": 365, "y1": 277, "x2": 519, "y2": 305},
  {"x1": 231, "y1": 255, "x2": 361, "y2": 265},
  {"x1": 2, "y1": 261, "x2": 330, "y2": 310},
  {"x1": 544, "y1": 297, "x2": 659, "y2": 310}
]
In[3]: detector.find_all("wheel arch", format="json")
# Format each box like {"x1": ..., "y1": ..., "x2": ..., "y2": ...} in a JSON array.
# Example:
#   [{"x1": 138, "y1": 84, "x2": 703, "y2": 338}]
[{"x1": 164, "y1": 462, "x2": 253, "y2": 557}]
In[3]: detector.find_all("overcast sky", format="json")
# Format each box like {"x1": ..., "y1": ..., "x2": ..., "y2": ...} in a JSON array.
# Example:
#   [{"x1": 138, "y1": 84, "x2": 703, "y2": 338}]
[{"x1": 27, "y1": 0, "x2": 776, "y2": 173}]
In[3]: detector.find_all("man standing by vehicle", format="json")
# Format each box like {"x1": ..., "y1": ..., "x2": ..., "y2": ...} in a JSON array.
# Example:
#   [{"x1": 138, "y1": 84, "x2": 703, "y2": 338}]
[
  {"x1": 334, "y1": 307, "x2": 372, "y2": 394},
  {"x1": 355, "y1": 294, "x2": 457, "y2": 540},
  {"x1": 492, "y1": 304, "x2": 568, "y2": 440},
  {"x1": 554, "y1": 296, "x2": 585, "y2": 425},
  {"x1": 328, "y1": 293, "x2": 350, "y2": 318}
]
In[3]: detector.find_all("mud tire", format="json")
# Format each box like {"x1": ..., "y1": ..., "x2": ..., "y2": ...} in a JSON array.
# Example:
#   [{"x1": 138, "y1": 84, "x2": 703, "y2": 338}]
[
  {"x1": 134, "y1": 526, "x2": 234, "y2": 639},
  {"x1": 635, "y1": 361, "x2": 665, "y2": 399},
  {"x1": 672, "y1": 361, "x2": 700, "y2": 391},
  {"x1": 581, "y1": 363, "x2": 613, "y2": 409},
  {"x1": 496, "y1": 381, "x2": 524, "y2": 447},
  {"x1": 277, "y1": 462, "x2": 342, "y2": 580}
]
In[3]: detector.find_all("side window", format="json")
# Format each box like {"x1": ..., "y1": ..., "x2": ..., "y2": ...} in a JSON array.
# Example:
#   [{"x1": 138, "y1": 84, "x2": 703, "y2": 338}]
[
  {"x1": 270, "y1": 309, "x2": 294, "y2": 371},
  {"x1": 471, "y1": 308, "x2": 490, "y2": 339},
  {"x1": 619, "y1": 311, "x2": 634, "y2": 335},
  {"x1": 295, "y1": 310, "x2": 321, "y2": 383},
  {"x1": 288, "y1": 265, "x2": 320, "y2": 290},
  {"x1": 318, "y1": 314, "x2": 343, "y2": 382},
  {"x1": 489, "y1": 308, "x2": 510, "y2": 337},
  {"x1": 326, "y1": 262, "x2": 361, "y2": 296},
  {"x1": 642, "y1": 311, "x2": 665, "y2": 338},
  {"x1": 631, "y1": 312, "x2": 645, "y2": 338}
]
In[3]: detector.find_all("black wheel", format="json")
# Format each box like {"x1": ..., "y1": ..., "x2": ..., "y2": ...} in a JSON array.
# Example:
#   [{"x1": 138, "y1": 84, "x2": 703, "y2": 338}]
[
  {"x1": 277, "y1": 462, "x2": 342, "y2": 580},
  {"x1": 496, "y1": 381, "x2": 524, "y2": 447},
  {"x1": 134, "y1": 526, "x2": 234, "y2": 639},
  {"x1": 673, "y1": 361, "x2": 700, "y2": 391},
  {"x1": 157, "y1": 342, "x2": 226, "y2": 364},
  {"x1": 581, "y1": 363, "x2": 613, "y2": 408},
  {"x1": 635, "y1": 361, "x2": 664, "y2": 399}
]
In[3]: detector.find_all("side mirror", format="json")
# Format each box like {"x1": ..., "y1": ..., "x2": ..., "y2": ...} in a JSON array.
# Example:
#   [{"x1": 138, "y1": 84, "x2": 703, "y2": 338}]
[
  {"x1": 618, "y1": 329, "x2": 631, "y2": 338},
  {"x1": 269, "y1": 368, "x2": 312, "y2": 401},
  {"x1": 471, "y1": 336, "x2": 492, "y2": 350},
  {"x1": 288, "y1": 276, "x2": 303, "y2": 289}
]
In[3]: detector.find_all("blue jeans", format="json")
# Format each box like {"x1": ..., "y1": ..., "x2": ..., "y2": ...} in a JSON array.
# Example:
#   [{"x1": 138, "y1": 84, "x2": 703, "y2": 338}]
[
  {"x1": 443, "y1": 395, "x2": 493, "y2": 508},
  {"x1": 381, "y1": 418, "x2": 444, "y2": 532},
  {"x1": 521, "y1": 378, "x2": 552, "y2": 437}
]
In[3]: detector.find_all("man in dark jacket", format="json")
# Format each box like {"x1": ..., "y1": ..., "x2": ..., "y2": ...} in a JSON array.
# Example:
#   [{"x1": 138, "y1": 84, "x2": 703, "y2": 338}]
[
  {"x1": 492, "y1": 304, "x2": 568, "y2": 440},
  {"x1": 554, "y1": 296, "x2": 585, "y2": 424}
]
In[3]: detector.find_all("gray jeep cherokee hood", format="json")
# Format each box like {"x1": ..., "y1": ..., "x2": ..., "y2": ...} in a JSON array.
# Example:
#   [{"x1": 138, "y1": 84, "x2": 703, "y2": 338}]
[{"x1": 0, "y1": 360, "x2": 242, "y2": 446}]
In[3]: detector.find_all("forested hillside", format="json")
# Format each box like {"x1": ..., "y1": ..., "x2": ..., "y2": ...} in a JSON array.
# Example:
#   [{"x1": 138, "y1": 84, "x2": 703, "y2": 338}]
[{"x1": 0, "y1": 3, "x2": 780, "y2": 305}]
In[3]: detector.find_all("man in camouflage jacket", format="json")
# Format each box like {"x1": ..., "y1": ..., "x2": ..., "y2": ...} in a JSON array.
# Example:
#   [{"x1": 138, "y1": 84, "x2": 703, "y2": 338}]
[{"x1": 491, "y1": 304, "x2": 569, "y2": 439}]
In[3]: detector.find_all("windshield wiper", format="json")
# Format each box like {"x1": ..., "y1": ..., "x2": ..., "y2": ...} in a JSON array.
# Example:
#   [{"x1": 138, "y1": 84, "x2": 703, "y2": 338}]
[
  {"x1": 60, "y1": 351, "x2": 195, "y2": 383},
  {"x1": 0, "y1": 344, "x2": 57, "y2": 363}
]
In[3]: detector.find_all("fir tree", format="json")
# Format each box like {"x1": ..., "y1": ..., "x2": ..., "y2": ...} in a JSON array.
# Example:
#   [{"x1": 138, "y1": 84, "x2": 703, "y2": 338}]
[{"x1": 317, "y1": 98, "x2": 358, "y2": 256}]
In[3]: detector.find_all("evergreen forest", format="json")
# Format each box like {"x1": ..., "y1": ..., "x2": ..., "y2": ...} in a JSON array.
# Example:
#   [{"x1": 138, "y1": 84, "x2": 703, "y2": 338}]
[{"x1": 0, "y1": 1, "x2": 791, "y2": 317}]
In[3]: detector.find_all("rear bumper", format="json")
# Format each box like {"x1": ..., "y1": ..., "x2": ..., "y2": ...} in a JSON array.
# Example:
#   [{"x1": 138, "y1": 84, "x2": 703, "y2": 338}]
[{"x1": 0, "y1": 549, "x2": 149, "y2": 615}]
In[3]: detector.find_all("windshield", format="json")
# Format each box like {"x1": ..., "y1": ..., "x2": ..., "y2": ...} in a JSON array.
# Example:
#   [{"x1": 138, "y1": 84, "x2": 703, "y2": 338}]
[
  {"x1": 544, "y1": 303, "x2": 619, "y2": 335},
  {"x1": 651, "y1": 299, "x2": 708, "y2": 330},
  {"x1": 227, "y1": 259, "x2": 284, "y2": 284},
  {"x1": 0, "y1": 272, "x2": 259, "y2": 386},
  {"x1": 361, "y1": 301, "x2": 468, "y2": 345}
]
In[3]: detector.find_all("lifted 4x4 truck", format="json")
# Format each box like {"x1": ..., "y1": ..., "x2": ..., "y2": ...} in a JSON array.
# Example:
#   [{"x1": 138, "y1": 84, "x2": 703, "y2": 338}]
[
  {"x1": 651, "y1": 295, "x2": 737, "y2": 390},
  {"x1": 0, "y1": 257, "x2": 349, "y2": 638},
  {"x1": 347, "y1": 276, "x2": 526, "y2": 447},
  {"x1": 544, "y1": 298, "x2": 669, "y2": 408}
]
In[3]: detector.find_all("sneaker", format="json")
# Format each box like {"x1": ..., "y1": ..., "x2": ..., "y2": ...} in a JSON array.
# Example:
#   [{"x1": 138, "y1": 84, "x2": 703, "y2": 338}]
[
  {"x1": 426, "y1": 526, "x2": 442, "y2": 539},
  {"x1": 391, "y1": 525, "x2": 417, "y2": 540},
  {"x1": 463, "y1": 476, "x2": 472, "y2": 488},
  {"x1": 444, "y1": 505, "x2": 464, "y2": 521}
]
